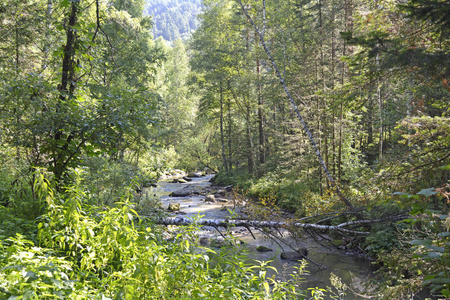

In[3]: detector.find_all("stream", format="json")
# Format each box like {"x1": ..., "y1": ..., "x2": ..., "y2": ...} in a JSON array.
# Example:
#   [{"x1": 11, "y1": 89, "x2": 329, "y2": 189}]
[{"x1": 154, "y1": 174, "x2": 374, "y2": 299}]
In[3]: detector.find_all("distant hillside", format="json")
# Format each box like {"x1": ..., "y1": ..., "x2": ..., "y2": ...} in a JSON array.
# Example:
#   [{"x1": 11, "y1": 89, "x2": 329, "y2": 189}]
[{"x1": 146, "y1": 0, "x2": 202, "y2": 41}]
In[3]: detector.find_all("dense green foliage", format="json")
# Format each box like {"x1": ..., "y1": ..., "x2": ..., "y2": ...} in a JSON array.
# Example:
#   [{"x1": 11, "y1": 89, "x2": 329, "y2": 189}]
[
  {"x1": 0, "y1": 177, "x2": 313, "y2": 299},
  {"x1": 0, "y1": 0, "x2": 449, "y2": 298},
  {"x1": 146, "y1": 0, "x2": 202, "y2": 41},
  {"x1": 186, "y1": 0, "x2": 449, "y2": 298}
]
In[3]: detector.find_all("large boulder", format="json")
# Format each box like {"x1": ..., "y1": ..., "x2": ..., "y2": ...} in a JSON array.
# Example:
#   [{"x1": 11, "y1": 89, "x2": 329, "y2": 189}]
[{"x1": 280, "y1": 248, "x2": 308, "y2": 261}]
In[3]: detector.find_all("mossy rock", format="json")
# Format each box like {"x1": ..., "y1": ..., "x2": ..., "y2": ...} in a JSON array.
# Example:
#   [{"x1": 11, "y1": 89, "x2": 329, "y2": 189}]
[
  {"x1": 168, "y1": 203, "x2": 180, "y2": 212},
  {"x1": 256, "y1": 245, "x2": 273, "y2": 252}
]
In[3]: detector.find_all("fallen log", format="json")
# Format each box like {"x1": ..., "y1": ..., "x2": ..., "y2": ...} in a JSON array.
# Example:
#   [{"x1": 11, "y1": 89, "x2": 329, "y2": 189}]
[{"x1": 144, "y1": 214, "x2": 407, "y2": 236}]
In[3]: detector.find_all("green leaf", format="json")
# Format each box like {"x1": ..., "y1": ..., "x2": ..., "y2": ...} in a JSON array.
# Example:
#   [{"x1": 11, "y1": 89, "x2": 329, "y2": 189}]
[
  {"x1": 422, "y1": 252, "x2": 443, "y2": 259},
  {"x1": 417, "y1": 188, "x2": 438, "y2": 197},
  {"x1": 423, "y1": 277, "x2": 450, "y2": 284},
  {"x1": 392, "y1": 192, "x2": 409, "y2": 197},
  {"x1": 439, "y1": 164, "x2": 450, "y2": 170},
  {"x1": 442, "y1": 289, "x2": 450, "y2": 297},
  {"x1": 411, "y1": 204, "x2": 425, "y2": 215},
  {"x1": 426, "y1": 245, "x2": 445, "y2": 253},
  {"x1": 437, "y1": 231, "x2": 450, "y2": 237},
  {"x1": 410, "y1": 239, "x2": 432, "y2": 246}
]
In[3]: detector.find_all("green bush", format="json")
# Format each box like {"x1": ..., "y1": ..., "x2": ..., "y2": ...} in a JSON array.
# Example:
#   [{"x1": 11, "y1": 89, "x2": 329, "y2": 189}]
[
  {"x1": 1, "y1": 174, "x2": 318, "y2": 299},
  {"x1": 0, "y1": 206, "x2": 37, "y2": 243}
]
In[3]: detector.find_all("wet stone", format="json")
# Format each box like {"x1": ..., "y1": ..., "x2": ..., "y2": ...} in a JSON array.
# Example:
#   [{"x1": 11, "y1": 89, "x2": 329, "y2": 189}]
[
  {"x1": 172, "y1": 178, "x2": 187, "y2": 183},
  {"x1": 256, "y1": 245, "x2": 273, "y2": 252},
  {"x1": 205, "y1": 195, "x2": 216, "y2": 202},
  {"x1": 199, "y1": 237, "x2": 211, "y2": 246},
  {"x1": 211, "y1": 238, "x2": 227, "y2": 248},
  {"x1": 188, "y1": 171, "x2": 203, "y2": 178},
  {"x1": 168, "y1": 203, "x2": 180, "y2": 212},
  {"x1": 280, "y1": 248, "x2": 308, "y2": 261},
  {"x1": 169, "y1": 191, "x2": 190, "y2": 197}
]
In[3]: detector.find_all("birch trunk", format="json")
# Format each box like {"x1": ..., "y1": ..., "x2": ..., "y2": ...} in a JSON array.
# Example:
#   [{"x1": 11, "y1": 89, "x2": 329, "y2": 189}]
[{"x1": 237, "y1": 0, "x2": 356, "y2": 212}]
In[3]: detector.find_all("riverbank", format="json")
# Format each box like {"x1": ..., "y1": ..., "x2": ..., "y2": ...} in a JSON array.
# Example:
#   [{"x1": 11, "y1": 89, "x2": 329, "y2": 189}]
[{"x1": 153, "y1": 173, "x2": 375, "y2": 299}]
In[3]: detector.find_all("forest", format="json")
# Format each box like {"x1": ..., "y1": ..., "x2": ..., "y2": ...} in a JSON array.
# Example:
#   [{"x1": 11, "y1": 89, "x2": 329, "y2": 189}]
[
  {"x1": 146, "y1": 0, "x2": 202, "y2": 41},
  {"x1": 0, "y1": 0, "x2": 449, "y2": 299}
]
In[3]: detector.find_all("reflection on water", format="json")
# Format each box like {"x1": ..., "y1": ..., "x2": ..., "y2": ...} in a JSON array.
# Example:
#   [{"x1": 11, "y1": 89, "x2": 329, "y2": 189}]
[{"x1": 154, "y1": 175, "x2": 374, "y2": 299}]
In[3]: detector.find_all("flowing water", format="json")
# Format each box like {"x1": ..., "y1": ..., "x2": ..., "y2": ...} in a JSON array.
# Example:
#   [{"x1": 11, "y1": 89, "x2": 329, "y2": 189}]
[{"x1": 155, "y1": 174, "x2": 374, "y2": 299}]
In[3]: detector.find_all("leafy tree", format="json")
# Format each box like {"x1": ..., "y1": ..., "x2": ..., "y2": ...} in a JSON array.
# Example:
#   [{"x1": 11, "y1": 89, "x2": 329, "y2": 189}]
[{"x1": 0, "y1": 0, "x2": 164, "y2": 189}]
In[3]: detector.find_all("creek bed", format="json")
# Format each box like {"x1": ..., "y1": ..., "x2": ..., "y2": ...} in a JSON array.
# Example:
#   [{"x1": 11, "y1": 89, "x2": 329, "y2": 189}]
[{"x1": 154, "y1": 174, "x2": 374, "y2": 299}]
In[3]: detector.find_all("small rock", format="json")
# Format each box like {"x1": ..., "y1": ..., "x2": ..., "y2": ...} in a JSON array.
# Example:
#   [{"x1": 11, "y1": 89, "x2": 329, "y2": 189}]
[
  {"x1": 211, "y1": 238, "x2": 227, "y2": 248},
  {"x1": 205, "y1": 195, "x2": 216, "y2": 203},
  {"x1": 188, "y1": 171, "x2": 203, "y2": 178},
  {"x1": 171, "y1": 178, "x2": 187, "y2": 183},
  {"x1": 280, "y1": 248, "x2": 308, "y2": 261},
  {"x1": 199, "y1": 237, "x2": 211, "y2": 246},
  {"x1": 182, "y1": 176, "x2": 192, "y2": 182},
  {"x1": 142, "y1": 181, "x2": 157, "y2": 188},
  {"x1": 256, "y1": 245, "x2": 273, "y2": 252},
  {"x1": 168, "y1": 203, "x2": 180, "y2": 212},
  {"x1": 204, "y1": 168, "x2": 215, "y2": 175},
  {"x1": 224, "y1": 185, "x2": 233, "y2": 191},
  {"x1": 216, "y1": 198, "x2": 228, "y2": 203},
  {"x1": 215, "y1": 189, "x2": 226, "y2": 195},
  {"x1": 169, "y1": 191, "x2": 190, "y2": 197},
  {"x1": 172, "y1": 169, "x2": 186, "y2": 176}
]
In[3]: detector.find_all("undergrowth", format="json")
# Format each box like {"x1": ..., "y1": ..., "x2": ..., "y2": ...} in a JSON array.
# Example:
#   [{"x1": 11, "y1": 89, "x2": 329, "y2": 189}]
[{"x1": 0, "y1": 172, "x2": 341, "y2": 300}]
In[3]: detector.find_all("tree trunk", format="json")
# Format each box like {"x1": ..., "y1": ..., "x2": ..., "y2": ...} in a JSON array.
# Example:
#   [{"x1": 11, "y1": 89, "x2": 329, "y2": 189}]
[
  {"x1": 54, "y1": 1, "x2": 78, "y2": 185},
  {"x1": 246, "y1": 106, "x2": 255, "y2": 174},
  {"x1": 228, "y1": 97, "x2": 233, "y2": 171},
  {"x1": 42, "y1": 0, "x2": 53, "y2": 71},
  {"x1": 256, "y1": 34, "x2": 265, "y2": 166},
  {"x1": 220, "y1": 81, "x2": 228, "y2": 172},
  {"x1": 331, "y1": 0, "x2": 336, "y2": 176},
  {"x1": 149, "y1": 214, "x2": 407, "y2": 236},
  {"x1": 376, "y1": 54, "x2": 383, "y2": 162},
  {"x1": 238, "y1": 0, "x2": 356, "y2": 212}
]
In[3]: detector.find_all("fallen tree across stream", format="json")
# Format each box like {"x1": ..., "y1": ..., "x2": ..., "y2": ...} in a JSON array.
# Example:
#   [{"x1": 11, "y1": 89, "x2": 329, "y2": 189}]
[{"x1": 145, "y1": 214, "x2": 407, "y2": 236}]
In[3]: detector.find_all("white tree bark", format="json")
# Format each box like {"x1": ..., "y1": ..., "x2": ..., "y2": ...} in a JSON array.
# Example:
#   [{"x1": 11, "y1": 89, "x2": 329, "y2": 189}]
[
  {"x1": 147, "y1": 215, "x2": 406, "y2": 236},
  {"x1": 236, "y1": 0, "x2": 356, "y2": 212}
]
